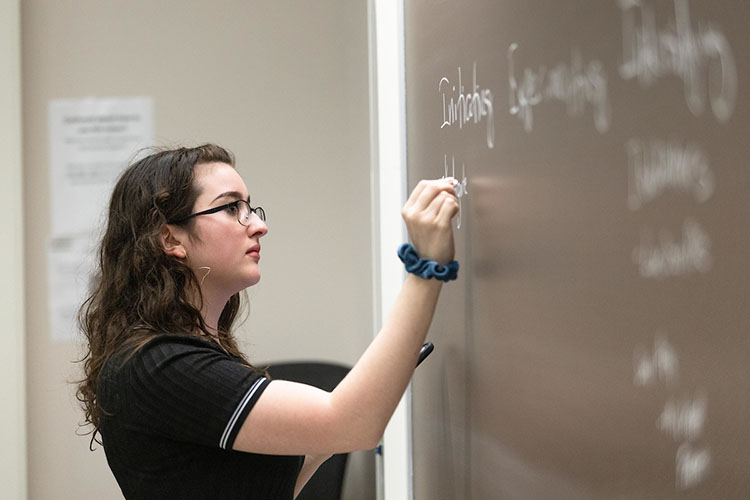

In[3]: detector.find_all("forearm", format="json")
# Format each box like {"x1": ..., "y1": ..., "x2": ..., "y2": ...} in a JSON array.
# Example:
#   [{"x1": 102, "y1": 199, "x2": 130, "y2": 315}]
[{"x1": 329, "y1": 274, "x2": 442, "y2": 449}]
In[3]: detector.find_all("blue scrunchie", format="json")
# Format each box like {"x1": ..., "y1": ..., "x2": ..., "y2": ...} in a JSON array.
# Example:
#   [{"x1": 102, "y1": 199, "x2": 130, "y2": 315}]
[{"x1": 398, "y1": 243, "x2": 459, "y2": 282}]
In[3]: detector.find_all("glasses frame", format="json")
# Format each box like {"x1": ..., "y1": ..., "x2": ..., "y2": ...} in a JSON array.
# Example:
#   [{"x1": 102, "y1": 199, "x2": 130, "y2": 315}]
[{"x1": 169, "y1": 199, "x2": 266, "y2": 226}]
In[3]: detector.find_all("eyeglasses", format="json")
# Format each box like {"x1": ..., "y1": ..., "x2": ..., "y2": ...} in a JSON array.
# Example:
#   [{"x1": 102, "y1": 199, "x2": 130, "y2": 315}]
[{"x1": 170, "y1": 199, "x2": 266, "y2": 226}]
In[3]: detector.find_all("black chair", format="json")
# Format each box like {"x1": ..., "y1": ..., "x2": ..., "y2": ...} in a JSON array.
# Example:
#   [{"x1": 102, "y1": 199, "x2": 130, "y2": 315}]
[{"x1": 265, "y1": 361, "x2": 351, "y2": 500}]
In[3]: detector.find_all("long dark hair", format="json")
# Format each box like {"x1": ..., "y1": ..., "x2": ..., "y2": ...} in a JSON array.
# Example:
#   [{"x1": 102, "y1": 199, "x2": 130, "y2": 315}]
[{"x1": 77, "y1": 144, "x2": 253, "y2": 444}]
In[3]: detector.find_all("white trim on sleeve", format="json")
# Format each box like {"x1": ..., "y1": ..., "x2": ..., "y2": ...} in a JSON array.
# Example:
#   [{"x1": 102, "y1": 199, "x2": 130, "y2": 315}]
[{"x1": 219, "y1": 377, "x2": 266, "y2": 450}]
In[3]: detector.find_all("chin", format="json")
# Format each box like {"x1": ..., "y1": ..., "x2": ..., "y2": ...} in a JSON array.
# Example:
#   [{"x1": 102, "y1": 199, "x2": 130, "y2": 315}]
[
  {"x1": 228, "y1": 274, "x2": 261, "y2": 295},
  {"x1": 236, "y1": 263, "x2": 262, "y2": 289},
  {"x1": 244, "y1": 273, "x2": 261, "y2": 288}
]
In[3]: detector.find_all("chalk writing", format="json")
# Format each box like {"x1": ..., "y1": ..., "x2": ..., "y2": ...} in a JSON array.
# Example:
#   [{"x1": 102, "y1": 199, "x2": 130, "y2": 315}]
[
  {"x1": 443, "y1": 155, "x2": 469, "y2": 229},
  {"x1": 633, "y1": 334, "x2": 711, "y2": 489},
  {"x1": 658, "y1": 391, "x2": 708, "y2": 442},
  {"x1": 633, "y1": 332, "x2": 679, "y2": 387},
  {"x1": 617, "y1": 1, "x2": 721, "y2": 491},
  {"x1": 439, "y1": 63, "x2": 495, "y2": 149},
  {"x1": 626, "y1": 138, "x2": 714, "y2": 210},
  {"x1": 618, "y1": 0, "x2": 737, "y2": 123},
  {"x1": 676, "y1": 443, "x2": 711, "y2": 490},
  {"x1": 632, "y1": 219, "x2": 711, "y2": 278},
  {"x1": 507, "y1": 43, "x2": 611, "y2": 133}
]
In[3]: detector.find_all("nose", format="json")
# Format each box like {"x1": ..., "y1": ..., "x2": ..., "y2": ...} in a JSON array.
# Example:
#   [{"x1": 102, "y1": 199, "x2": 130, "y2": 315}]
[{"x1": 247, "y1": 212, "x2": 268, "y2": 238}]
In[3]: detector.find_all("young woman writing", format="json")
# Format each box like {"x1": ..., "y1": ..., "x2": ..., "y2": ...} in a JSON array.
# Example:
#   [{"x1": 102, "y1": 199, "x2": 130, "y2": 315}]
[{"x1": 77, "y1": 144, "x2": 459, "y2": 499}]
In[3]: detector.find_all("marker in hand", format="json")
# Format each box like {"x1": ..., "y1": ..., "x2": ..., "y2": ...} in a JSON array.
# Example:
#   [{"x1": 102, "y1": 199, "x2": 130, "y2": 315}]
[{"x1": 417, "y1": 342, "x2": 434, "y2": 367}]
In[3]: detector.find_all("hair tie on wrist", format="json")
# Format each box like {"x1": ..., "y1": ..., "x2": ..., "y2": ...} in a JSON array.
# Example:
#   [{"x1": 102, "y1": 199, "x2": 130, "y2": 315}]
[{"x1": 397, "y1": 243, "x2": 459, "y2": 282}]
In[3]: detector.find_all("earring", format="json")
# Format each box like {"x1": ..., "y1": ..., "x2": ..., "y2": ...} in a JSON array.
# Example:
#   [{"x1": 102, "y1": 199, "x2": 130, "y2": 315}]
[{"x1": 198, "y1": 266, "x2": 211, "y2": 286}]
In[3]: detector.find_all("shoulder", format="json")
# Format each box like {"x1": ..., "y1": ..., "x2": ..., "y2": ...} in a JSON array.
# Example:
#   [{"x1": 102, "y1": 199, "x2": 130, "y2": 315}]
[
  {"x1": 137, "y1": 334, "x2": 230, "y2": 360},
  {"x1": 102, "y1": 334, "x2": 237, "y2": 385},
  {"x1": 144, "y1": 333, "x2": 228, "y2": 352}
]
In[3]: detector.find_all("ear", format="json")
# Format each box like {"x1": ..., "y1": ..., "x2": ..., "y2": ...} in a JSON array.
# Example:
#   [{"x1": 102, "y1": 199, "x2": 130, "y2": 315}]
[{"x1": 160, "y1": 224, "x2": 187, "y2": 259}]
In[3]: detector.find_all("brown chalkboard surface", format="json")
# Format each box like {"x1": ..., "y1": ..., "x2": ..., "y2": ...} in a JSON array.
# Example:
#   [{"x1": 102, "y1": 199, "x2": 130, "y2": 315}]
[{"x1": 406, "y1": 1, "x2": 750, "y2": 498}]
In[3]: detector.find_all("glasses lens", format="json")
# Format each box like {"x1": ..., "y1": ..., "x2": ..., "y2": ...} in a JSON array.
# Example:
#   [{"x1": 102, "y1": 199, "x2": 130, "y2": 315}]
[
  {"x1": 237, "y1": 200, "x2": 251, "y2": 225},
  {"x1": 253, "y1": 206, "x2": 266, "y2": 222}
]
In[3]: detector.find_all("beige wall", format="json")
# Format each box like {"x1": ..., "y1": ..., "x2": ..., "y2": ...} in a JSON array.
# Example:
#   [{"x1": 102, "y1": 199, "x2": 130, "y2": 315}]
[
  {"x1": 1, "y1": 1, "x2": 26, "y2": 499},
  {"x1": 22, "y1": 1, "x2": 374, "y2": 498}
]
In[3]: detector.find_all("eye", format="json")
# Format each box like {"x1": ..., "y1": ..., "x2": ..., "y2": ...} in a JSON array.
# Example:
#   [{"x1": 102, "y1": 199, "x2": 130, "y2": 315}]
[{"x1": 224, "y1": 202, "x2": 240, "y2": 214}]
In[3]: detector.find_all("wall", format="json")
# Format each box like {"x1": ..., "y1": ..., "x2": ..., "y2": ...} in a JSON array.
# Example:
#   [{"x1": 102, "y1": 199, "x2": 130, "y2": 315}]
[
  {"x1": 0, "y1": 0, "x2": 26, "y2": 499},
  {"x1": 22, "y1": 1, "x2": 374, "y2": 498}
]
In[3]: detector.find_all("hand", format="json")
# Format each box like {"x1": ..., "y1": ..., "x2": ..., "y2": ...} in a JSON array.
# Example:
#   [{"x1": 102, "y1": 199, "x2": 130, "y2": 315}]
[{"x1": 401, "y1": 178, "x2": 459, "y2": 265}]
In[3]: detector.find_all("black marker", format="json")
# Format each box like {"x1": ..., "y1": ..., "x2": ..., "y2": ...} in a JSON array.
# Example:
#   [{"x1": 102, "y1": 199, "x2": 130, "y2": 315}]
[{"x1": 417, "y1": 342, "x2": 434, "y2": 367}]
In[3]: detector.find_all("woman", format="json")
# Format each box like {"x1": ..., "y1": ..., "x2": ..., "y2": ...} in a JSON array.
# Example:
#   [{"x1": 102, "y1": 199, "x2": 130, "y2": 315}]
[{"x1": 77, "y1": 144, "x2": 459, "y2": 499}]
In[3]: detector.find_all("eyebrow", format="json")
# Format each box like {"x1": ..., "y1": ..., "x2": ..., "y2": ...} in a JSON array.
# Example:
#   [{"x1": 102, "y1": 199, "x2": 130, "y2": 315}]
[{"x1": 210, "y1": 191, "x2": 251, "y2": 204}]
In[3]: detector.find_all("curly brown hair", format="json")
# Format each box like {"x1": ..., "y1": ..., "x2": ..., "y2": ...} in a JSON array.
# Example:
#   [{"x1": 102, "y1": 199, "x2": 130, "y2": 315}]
[{"x1": 77, "y1": 144, "x2": 254, "y2": 446}]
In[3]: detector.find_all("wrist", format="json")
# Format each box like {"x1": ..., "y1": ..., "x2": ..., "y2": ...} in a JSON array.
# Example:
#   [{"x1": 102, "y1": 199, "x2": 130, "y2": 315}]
[
  {"x1": 404, "y1": 272, "x2": 443, "y2": 291},
  {"x1": 398, "y1": 243, "x2": 459, "y2": 282}
]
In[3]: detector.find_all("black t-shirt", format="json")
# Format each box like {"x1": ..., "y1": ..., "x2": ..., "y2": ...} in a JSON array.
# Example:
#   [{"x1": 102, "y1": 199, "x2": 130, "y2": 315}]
[{"x1": 98, "y1": 335, "x2": 303, "y2": 500}]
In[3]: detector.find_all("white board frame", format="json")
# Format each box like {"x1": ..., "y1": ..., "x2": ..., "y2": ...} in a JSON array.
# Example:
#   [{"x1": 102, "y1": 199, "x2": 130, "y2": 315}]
[{"x1": 369, "y1": 0, "x2": 411, "y2": 499}]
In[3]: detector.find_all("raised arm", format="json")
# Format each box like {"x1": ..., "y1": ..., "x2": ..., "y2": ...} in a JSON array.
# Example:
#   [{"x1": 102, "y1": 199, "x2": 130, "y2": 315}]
[{"x1": 234, "y1": 178, "x2": 458, "y2": 459}]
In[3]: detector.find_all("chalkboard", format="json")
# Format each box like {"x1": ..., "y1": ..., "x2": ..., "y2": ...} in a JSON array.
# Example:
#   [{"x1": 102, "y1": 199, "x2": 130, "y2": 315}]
[{"x1": 406, "y1": 1, "x2": 750, "y2": 498}]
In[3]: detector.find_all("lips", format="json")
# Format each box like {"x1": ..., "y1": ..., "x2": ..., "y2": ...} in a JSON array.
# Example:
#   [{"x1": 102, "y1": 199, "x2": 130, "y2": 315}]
[{"x1": 246, "y1": 245, "x2": 261, "y2": 259}]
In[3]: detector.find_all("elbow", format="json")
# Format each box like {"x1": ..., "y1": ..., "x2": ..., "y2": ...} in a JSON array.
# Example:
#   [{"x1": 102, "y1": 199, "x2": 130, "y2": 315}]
[
  {"x1": 356, "y1": 420, "x2": 386, "y2": 451},
  {"x1": 359, "y1": 431, "x2": 382, "y2": 452},
  {"x1": 366, "y1": 435, "x2": 382, "y2": 451},
  {"x1": 327, "y1": 392, "x2": 386, "y2": 452},
  {"x1": 329, "y1": 415, "x2": 383, "y2": 453},
  {"x1": 332, "y1": 425, "x2": 381, "y2": 453},
  {"x1": 344, "y1": 435, "x2": 380, "y2": 453}
]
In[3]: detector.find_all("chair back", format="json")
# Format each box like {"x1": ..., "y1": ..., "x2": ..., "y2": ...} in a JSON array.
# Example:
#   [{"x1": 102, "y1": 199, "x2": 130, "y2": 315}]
[{"x1": 265, "y1": 361, "x2": 351, "y2": 500}]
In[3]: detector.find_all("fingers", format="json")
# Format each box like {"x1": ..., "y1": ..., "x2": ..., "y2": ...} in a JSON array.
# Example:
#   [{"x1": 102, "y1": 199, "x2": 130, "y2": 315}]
[
  {"x1": 405, "y1": 179, "x2": 430, "y2": 208},
  {"x1": 437, "y1": 190, "x2": 460, "y2": 222},
  {"x1": 424, "y1": 187, "x2": 458, "y2": 222},
  {"x1": 402, "y1": 178, "x2": 459, "y2": 264},
  {"x1": 404, "y1": 178, "x2": 456, "y2": 214},
  {"x1": 402, "y1": 178, "x2": 459, "y2": 228}
]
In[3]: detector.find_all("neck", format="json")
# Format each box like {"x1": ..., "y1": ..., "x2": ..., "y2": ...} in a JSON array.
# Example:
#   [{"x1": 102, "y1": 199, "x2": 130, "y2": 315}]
[
  {"x1": 201, "y1": 293, "x2": 230, "y2": 335},
  {"x1": 193, "y1": 280, "x2": 231, "y2": 336},
  {"x1": 192, "y1": 268, "x2": 229, "y2": 335}
]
